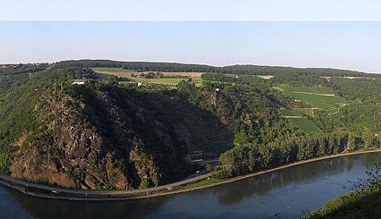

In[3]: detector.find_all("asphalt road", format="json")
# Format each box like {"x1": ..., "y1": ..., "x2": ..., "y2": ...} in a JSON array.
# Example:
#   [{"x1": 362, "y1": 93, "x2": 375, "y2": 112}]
[{"x1": 0, "y1": 172, "x2": 212, "y2": 201}]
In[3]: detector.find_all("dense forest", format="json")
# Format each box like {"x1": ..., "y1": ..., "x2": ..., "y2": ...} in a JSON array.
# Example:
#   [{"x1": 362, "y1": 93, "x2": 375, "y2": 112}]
[
  {"x1": 2, "y1": 60, "x2": 381, "y2": 190},
  {"x1": 51, "y1": 59, "x2": 381, "y2": 77},
  {"x1": 0, "y1": 63, "x2": 48, "y2": 94},
  {"x1": 210, "y1": 65, "x2": 379, "y2": 77},
  {"x1": 198, "y1": 73, "x2": 381, "y2": 178},
  {"x1": 52, "y1": 60, "x2": 213, "y2": 72}
]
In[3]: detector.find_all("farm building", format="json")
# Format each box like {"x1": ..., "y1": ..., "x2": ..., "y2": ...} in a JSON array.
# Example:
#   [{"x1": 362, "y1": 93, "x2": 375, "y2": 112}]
[{"x1": 72, "y1": 79, "x2": 86, "y2": 85}]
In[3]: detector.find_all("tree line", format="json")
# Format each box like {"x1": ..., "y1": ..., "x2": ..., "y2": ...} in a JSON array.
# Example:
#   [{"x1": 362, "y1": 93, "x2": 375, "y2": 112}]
[
  {"x1": 219, "y1": 132, "x2": 380, "y2": 177},
  {"x1": 52, "y1": 60, "x2": 381, "y2": 78}
]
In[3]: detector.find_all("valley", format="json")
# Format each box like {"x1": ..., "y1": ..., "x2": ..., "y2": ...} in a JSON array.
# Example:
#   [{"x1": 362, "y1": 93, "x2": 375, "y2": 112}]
[{"x1": 2, "y1": 60, "x2": 381, "y2": 217}]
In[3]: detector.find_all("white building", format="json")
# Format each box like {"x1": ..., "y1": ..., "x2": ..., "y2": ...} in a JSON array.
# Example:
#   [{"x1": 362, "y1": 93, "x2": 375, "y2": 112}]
[{"x1": 72, "y1": 79, "x2": 86, "y2": 85}]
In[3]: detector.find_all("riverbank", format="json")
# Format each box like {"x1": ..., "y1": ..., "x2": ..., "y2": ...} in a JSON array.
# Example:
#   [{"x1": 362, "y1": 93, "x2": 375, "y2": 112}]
[
  {"x1": 302, "y1": 187, "x2": 381, "y2": 218},
  {"x1": 0, "y1": 172, "x2": 212, "y2": 201},
  {"x1": 1, "y1": 149, "x2": 381, "y2": 201}
]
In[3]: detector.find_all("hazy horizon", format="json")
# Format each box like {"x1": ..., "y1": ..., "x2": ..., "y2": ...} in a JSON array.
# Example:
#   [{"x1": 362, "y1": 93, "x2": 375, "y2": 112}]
[
  {"x1": 2, "y1": 21, "x2": 381, "y2": 73},
  {"x1": 1, "y1": 59, "x2": 378, "y2": 74}
]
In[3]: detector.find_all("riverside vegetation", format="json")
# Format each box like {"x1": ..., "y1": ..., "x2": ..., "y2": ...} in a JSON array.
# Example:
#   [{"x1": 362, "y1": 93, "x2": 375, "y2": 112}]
[
  {"x1": 1, "y1": 60, "x2": 381, "y2": 199},
  {"x1": 303, "y1": 163, "x2": 381, "y2": 219}
]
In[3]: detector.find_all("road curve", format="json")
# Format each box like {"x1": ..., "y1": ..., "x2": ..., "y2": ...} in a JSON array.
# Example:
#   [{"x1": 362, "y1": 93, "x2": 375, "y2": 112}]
[
  {"x1": 2, "y1": 149, "x2": 381, "y2": 202},
  {"x1": 0, "y1": 173, "x2": 212, "y2": 201}
]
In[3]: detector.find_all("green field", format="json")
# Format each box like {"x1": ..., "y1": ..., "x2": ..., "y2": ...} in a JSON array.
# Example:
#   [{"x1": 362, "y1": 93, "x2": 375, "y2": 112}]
[
  {"x1": 129, "y1": 77, "x2": 203, "y2": 86},
  {"x1": 276, "y1": 85, "x2": 340, "y2": 132},
  {"x1": 288, "y1": 118, "x2": 321, "y2": 133},
  {"x1": 282, "y1": 86, "x2": 334, "y2": 94},
  {"x1": 257, "y1": 75, "x2": 273, "y2": 80},
  {"x1": 293, "y1": 108, "x2": 318, "y2": 116},
  {"x1": 280, "y1": 108, "x2": 302, "y2": 116},
  {"x1": 275, "y1": 85, "x2": 347, "y2": 110},
  {"x1": 91, "y1": 67, "x2": 204, "y2": 86},
  {"x1": 280, "y1": 109, "x2": 320, "y2": 133},
  {"x1": 91, "y1": 67, "x2": 137, "y2": 72}
]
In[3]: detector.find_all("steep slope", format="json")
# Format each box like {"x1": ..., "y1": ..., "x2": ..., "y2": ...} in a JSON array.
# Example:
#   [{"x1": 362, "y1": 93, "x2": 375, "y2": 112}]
[
  {"x1": 5, "y1": 64, "x2": 354, "y2": 190},
  {"x1": 1, "y1": 67, "x2": 234, "y2": 189}
]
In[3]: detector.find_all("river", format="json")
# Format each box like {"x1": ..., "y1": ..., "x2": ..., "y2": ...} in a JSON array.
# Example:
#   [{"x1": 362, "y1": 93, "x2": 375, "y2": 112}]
[{"x1": 1, "y1": 152, "x2": 380, "y2": 219}]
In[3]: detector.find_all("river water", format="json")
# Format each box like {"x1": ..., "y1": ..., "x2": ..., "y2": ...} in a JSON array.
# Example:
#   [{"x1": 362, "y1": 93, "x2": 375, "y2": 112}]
[{"x1": 1, "y1": 152, "x2": 380, "y2": 219}]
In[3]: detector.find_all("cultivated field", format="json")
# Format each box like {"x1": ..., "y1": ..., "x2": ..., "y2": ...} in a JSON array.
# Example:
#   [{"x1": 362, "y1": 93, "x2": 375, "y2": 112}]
[
  {"x1": 92, "y1": 67, "x2": 204, "y2": 78},
  {"x1": 288, "y1": 118, "x2": 321, "y2": 133},
  {"x1": 276, "y1": 85, "x2": 348, "y2": 133},
  {"x1": 280, "y1": 108, "x2": 302, "y2": 116},
  {"x1": 280, "y1": 85, "x2": 334, "y2": 94},
  {"x1": 128, "y1": 77, "x2": 203, "y2": 86},
  {"x1": 257, "y1": 75, "x2": 273, "y2": 80},
  {"x1": 274, "y1": 85, "x2": 347, "y2": 110},
  {"x1": 92, "y1": 67, "x2": 205, "y2": 86},
  {"x1": 276, "y1": 85, "x2": 347, "y2": 132},
  {"x1": 280, "y1": 109, "x2": 321, "y2": 133}
]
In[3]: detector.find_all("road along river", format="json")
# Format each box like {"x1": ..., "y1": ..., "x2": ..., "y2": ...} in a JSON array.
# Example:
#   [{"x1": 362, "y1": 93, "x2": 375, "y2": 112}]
[{"x1": 1, "y1": 152, "x2": 381, "y2": 219}]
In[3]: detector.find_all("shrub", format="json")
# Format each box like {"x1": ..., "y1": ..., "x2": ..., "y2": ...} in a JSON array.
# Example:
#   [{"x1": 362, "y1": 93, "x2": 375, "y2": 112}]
[
  {"x1": 140, "y1": 178, "x2": 151, "y2": 189},
  {"x1": 36, "y1": 175, "x2": 49, "y2": 185}
]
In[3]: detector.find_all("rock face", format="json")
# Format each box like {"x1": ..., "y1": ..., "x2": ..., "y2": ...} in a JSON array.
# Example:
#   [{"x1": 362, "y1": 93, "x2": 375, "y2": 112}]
[{"x1": 10, "y1": 88, "x2": 194, "y2": 190}]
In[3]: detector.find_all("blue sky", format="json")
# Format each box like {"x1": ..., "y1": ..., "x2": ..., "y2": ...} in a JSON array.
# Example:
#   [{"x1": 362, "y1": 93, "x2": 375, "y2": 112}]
[
  {"x1": 1, "y1": 22, "x2": 381, "y2": 73},
  {"x1": 2, "y1": 0, "x2": 381, "y2": 21}
]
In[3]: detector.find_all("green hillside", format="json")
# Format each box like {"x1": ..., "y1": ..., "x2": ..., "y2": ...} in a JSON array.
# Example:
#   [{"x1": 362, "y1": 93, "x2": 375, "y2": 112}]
[
  {"x1": 2, "y1": 60, "x2": 381, "y2": 193},
  {"x1": 303, "y1": 167, "x2": 381, "y2": 219},
  {"x1": 274, "y1": 85, "x2": 347, "y2": 110},
  {"x1": 91, "y1": 67, "x2": 137, "y2": 72}
]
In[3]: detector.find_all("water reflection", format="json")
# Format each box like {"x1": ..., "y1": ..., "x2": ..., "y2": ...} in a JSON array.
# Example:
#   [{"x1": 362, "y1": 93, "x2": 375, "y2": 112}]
[
  {"x1": 1, "y1": 153, "x2": 380, "y2": 219},
  {"x1": 214, "y1": 153, "x2": 380, "y2": 206},
  {"x1": 3, "y1": 187, "x2": 170, "y2": 219}
]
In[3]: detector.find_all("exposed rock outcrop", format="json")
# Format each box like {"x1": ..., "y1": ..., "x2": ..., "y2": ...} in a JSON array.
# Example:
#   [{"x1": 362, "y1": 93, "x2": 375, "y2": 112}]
[{"x1": 10, "y1": 89, "x2": 194, "y2": 190}]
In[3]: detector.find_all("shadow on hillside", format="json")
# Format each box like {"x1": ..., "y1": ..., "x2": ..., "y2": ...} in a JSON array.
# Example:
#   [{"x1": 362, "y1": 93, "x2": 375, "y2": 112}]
[
  {"x1": 82, "y1": 86, "x2": 235, "y2": 157},
  {"x1": 2, "y1": 87, "x2": 235, "y2": 219},
  {"x1": 73, "y1": 85, "x2": 234, "y2": 185}
]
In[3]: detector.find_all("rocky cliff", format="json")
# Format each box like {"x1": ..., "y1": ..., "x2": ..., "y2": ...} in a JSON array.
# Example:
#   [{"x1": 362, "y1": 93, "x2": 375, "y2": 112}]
[
  {"x1": 1, "y1": 67, "x2": 219, "y2": 190},
  {"x1": 10, "y1": 86, "x2": 197, "y2": 189}
]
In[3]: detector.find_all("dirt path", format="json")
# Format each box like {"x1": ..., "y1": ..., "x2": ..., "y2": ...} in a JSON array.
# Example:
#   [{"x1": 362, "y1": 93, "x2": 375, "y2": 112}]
[
  {"x1": 282, "y1": 116, "x2": 304, "y2": 119},
  {"x1": 293, "y1": 91, "x2": 335, "y2": 97},
  {"x1": 292, "y1": 107, "x2": 320, "y2": 110}
]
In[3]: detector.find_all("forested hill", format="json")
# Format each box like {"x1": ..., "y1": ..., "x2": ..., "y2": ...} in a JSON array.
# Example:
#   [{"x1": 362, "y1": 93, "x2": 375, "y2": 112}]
[
  {"x1": 51, "y1": 59, "x2": 381, "y2": 77},
  {"x1": 0, "y1": 64, "x2": 297, "y2": 190},
  {"x1": 211, "y1": 65, "x2": 376, "y2": 77},
  {"x1": 2, "y1": 60, "x2": 381, "y2": 191},
  {"x1": 0, "y1": 63, "x2": 49, "y2": 94},
  {"x1": 0, "y1": 67, "x2": 226, "y2": 189},
  {"x1": 52, "y1": 60, "x2": 214, "y2": 72}
]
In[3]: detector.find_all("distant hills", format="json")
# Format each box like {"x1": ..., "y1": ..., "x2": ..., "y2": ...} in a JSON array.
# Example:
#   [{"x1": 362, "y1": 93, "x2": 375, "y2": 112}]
[{"x1": 51, "y1": 59, "x2": 380, "y2": 77}]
